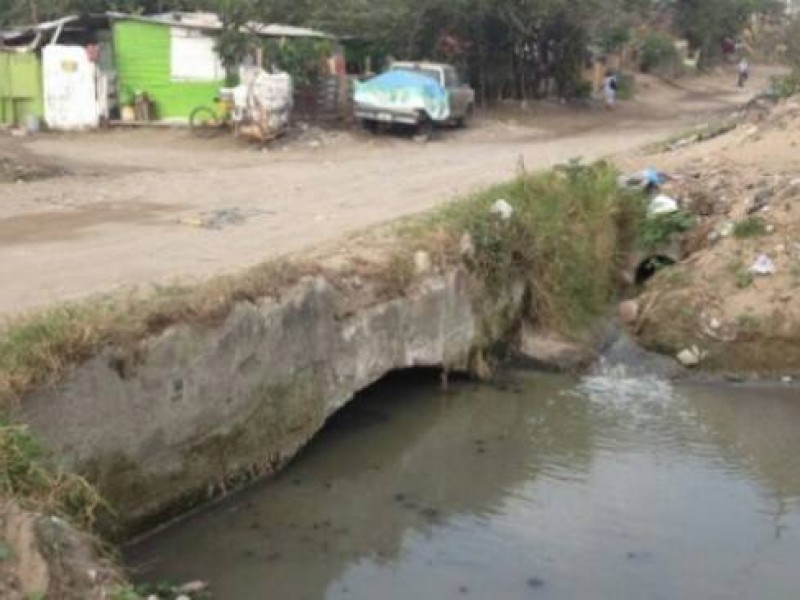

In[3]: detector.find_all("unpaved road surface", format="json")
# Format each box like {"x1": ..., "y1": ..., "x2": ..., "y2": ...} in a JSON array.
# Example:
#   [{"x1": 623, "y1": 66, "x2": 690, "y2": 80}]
[{"x1": 0, "y1": 71, "x2": 772, "y2": 316}]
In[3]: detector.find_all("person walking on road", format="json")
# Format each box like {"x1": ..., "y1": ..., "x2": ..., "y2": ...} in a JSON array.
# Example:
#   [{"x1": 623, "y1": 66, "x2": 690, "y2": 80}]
[
  {"x1": 737, "y1": 58, "x2": 750, "y2": 88},
  {"x1": 603, "y1": 70, "x2": 618, "y2": 110}
]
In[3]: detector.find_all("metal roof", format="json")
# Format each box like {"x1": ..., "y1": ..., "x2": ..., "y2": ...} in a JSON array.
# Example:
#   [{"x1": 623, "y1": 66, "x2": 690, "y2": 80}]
[
  {"x1": 111, "y1": 12, "x2": 336, "y2": 39},
  {"x1": 0, "y1": 15, "x2": 109, "y2": 48},
  {"x1": 1, "y1": 11, "x2": 336, "y2": 44}
]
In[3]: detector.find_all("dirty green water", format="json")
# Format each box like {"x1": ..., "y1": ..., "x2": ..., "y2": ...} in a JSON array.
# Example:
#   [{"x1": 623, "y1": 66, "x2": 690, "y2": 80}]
[{"x1": 127, "y1": 369, "x2": 800, "y2": 600}]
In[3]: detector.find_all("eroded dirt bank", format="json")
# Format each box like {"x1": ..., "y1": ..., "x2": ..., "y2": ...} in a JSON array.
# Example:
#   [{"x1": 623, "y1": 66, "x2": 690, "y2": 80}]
[{"x1": 618, "y1": 90, "x2": 800, "y2": 376}]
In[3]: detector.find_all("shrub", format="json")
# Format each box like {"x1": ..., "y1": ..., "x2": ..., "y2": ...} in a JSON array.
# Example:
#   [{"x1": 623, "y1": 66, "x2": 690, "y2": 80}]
[
  {"x1": 640, "y1": 33, "x2": 679, "y2": 74},
  {"x1": 615, "y1": 72, "x2": 636, "y2": 100},
  {"x1": 429, "y1": 161, "x2": 645, "y2": 334},
  {"x1": 0, "y1": 422, "x2": 104, "y2": 528},
  {"x1": 736, "y1": 269, "x2": 754, "y2": 289},
  {"x1": 640, "y1": 210, "x2": 696, "y2": 249},
  {"x1": 769, "y1": 72, "x2": 800, "y2": 99}
]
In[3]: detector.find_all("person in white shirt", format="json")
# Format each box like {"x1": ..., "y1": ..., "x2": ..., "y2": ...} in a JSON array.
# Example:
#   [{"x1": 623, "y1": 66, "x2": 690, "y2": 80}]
[
  {"x1": 737, "y1": 58, "x2": 750, "y2": 88},
  {"x1": 603, "y1": 71, "x2": 618, "y2": 110}
]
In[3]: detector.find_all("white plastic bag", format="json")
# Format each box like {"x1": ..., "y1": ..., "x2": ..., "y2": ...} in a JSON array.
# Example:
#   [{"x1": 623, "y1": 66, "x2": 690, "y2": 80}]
[
  {"x1": 748, "y1": 254, "x2": 776, "y2": 275},
  {"x1": 648, "y1": 194, "x2": 679, "y2": 217},
  {"x1": 490, "y1": 199, "x2": 514, "y2": 220}
]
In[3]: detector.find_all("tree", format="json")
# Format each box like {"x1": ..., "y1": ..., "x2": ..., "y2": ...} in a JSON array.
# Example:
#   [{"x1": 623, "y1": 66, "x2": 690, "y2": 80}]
[
  {"x1": 670, "y1": 0, "x2": 783, "y2": 64},
  {"x1": 2, "y1": 0, "x2": 783, "y2": 100}
]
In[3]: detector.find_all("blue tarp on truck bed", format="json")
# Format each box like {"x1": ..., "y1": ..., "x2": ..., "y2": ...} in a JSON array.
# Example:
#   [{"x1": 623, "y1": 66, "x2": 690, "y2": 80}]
[{"x1": 354, "y1": 70, "x2": 450, "y2": 122}]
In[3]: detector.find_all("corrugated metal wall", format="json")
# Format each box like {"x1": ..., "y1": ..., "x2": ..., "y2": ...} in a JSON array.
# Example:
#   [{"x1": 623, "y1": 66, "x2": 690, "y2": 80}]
[
  {"x1": 0, "y1": 52, "x2": 44, "y2": 126},
  {"x1": 113, "y1": 20, "x2": 222, "y2": 120}
]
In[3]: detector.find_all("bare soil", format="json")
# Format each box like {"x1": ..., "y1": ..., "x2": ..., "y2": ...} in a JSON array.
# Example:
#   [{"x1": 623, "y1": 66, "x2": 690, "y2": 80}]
[
  {"x1": 623, "y1": 86, "x2": 800, "y2": 374},
  {"x1": 0, "y1": 70, "x2": 769, "y2": 317}
]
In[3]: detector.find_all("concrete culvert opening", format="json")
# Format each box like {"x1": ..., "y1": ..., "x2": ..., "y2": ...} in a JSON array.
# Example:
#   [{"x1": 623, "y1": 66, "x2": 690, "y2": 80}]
[
  {"x1": 635, "y1": 255, "x2": 677, "y2": 286},
  {"x1": 316, "y1": 367, "x2": 470, "y2": 441}
]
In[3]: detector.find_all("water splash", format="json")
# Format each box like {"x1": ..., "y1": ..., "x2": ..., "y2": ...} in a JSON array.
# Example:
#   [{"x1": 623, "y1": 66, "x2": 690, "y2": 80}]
[{"x1": 577, "y1": 359, "x2": 675, "y2": 408}]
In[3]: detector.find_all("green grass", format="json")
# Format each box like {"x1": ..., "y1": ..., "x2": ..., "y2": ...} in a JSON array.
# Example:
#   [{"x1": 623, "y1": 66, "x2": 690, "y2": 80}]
[
  {"x1": 0, "y1": 422, "x2": 105, "y2": 529},
  {"x1": 736, "y1": 313, "x2": 762, "y2": 332},
  {"x1": 411, "y1": 160, "x2": 645, "y2": 335},
  {"x1": 733, "y1": 216, "x2": 768, "y2": 239},
  {"x1": 639, "y1": 210, "x2": 696, "y2": 250},
  {"x1": 791, "y1": 263, "x2": 800, "y2": 288},
  {"x1": 736, "y1": 269, "x2": 755, "y2": 289},
  {"x1": 0, "y1": 260, "x2": 305, "y2": 408},
  {"x1": 769, "y1": 71, "x2": 800, "y2": 99},
  {"x1": 615, "y1": 72, "x2": 636, "y2": 101}
]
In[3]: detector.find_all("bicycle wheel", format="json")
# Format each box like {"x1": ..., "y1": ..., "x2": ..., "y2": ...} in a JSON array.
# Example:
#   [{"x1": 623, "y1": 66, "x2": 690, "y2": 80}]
[{"x1": 189, "y1": 106, "x2": 222, "y2": 138}]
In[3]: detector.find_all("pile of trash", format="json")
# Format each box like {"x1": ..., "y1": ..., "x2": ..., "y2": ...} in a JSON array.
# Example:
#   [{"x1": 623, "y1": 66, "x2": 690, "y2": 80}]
[
  {"x1": 230, "y1": 67, "x2": 293, "y2": 141},
  {"x1": 268, "y1": 121, "x2": 349, "y2": 151}
]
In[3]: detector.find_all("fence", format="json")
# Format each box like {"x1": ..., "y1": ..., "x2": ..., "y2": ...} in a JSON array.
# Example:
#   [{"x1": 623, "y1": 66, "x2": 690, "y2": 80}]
[{"x1": 293, "y1": 75, "x2": 354, "y2": 123}]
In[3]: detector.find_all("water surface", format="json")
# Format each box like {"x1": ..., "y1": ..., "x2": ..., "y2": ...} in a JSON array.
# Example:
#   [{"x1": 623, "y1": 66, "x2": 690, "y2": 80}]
[{"x1": 128, "y1": 369, "x2": 800, "y2": 600}]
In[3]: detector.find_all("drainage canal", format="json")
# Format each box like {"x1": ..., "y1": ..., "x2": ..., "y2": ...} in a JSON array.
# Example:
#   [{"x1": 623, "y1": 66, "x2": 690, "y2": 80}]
[{"x1": 127, "y1": 367, "x2": 800, "y2": 599}]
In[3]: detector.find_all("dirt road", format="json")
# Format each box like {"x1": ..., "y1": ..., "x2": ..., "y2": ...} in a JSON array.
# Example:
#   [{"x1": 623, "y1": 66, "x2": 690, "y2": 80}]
[{"x1": 0, "y1": 71, "x2": 771, "y2": 316}]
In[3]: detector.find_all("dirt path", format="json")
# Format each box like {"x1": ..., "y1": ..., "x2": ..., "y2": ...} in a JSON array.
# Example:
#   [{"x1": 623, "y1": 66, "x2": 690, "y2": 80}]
[{"x1": 0, "y1": 70, "x2": 774, "y2": 316}]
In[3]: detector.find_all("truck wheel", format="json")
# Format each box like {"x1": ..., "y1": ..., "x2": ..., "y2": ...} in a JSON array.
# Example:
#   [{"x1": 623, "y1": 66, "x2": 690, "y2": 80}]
[
  {"x1": 413, "y1": 115, "x2": 433, "y2": 143},
  {"x1": 360, "y1": 119, "x2": 378, "y2": 134}
]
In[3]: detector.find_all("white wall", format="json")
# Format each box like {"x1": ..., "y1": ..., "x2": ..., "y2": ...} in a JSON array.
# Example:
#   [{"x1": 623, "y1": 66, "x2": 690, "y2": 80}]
[
  {"x1": 42, "y1": 45, "x2": 101, "y2": 130},
  {"x1": 170, "y1": 27, "x2": 225, "y2": 82}
]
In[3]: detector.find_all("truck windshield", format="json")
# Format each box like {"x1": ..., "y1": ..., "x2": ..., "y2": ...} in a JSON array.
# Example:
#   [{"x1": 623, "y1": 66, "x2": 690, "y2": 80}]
[{"x1": 391, "y1": 66, "x2": 441, "y2": 84}]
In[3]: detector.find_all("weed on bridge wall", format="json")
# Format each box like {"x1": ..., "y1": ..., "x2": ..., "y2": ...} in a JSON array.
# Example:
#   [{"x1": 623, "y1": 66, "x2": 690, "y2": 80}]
[
  {"x1": 0, "y1": 422, "x2": 104, "y2": 529},
  {"x1": 420, "y1": 161, "x2": 645, "y2": 337}
]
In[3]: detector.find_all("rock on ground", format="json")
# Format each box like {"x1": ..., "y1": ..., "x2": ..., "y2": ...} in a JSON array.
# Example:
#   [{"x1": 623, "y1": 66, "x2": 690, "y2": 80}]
[
  {"x1": 618, "y1": 300, "x2": 640, "y2": 326},
  {"x1": 0, "y1": 501, "x2": 123, "y2": 600},
  {"x1": 517, "y1": 324, "x2": 593, "y2": 371}
]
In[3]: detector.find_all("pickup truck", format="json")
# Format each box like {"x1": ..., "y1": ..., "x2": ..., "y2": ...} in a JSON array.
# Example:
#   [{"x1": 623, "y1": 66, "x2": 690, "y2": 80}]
[{"x1": 354, "y1": 61, "x2": 476, "y2": 136}]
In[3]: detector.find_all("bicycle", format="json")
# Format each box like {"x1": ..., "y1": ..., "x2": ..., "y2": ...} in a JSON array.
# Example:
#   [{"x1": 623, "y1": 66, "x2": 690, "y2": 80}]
[
  {"x1": 189, "y1": 77, "x2": 290, "y2": 143},
  {"x1": 189, "y1": 92, "x2": 235, "y2": 138}
]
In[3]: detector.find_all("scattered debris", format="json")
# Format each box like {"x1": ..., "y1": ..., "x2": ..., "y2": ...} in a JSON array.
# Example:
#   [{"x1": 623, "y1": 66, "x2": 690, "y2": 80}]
[
  {"x1": 676, "y1": 346, "x2": 706, "y2": 368},
  {"x1": 718, "y1": 221, "x2": 735, "y2": 238},
  {"x1": 618, "y1": 300, "x2": 640, "y2": 325},
  {"x1": 459, "y1": 232, "x2": 475, "y2": 258},
  {"x1": 620, "y1": 93, "x2": 800, "y2": 374},
  {"x1": 748, "y1": 254, "x2": 777, "y2": 275},
  {"x1": 414, "y1": 250, "x2": 432, "y2": 274},
  {"x1": 518, "y1": 324, "x2": 593, "y2": 371},
  {"x1": 490, "y1": 199, "x2": 514, "y2": 220},
  {"x1": 177, "y1": 581, "x2": 209, "y2": 594},
  {"x1": 747, "y1": 189, "x2": 773, "y2": 214},
  {"x1": 178, "y1": 208, "x2": 263, "y2": 230},
  {"x1": 619, "y1": 167, "x2": 671, "y2": 191},
  {"x1": 648, "y1": 194, "x2": 679, "y2": 217}
]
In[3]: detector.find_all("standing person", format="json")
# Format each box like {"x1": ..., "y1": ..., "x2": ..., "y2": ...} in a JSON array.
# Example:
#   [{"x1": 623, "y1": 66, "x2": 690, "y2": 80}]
[
  {"x1": 603, "y1": 70, "x2": 618, "y2": 110},
  {"x1": 737, "y1": 58, "x2": 750, "y2": 88}
]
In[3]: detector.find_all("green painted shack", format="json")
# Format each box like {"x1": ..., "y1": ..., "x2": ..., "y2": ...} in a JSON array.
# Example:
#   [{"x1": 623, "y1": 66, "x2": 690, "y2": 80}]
[
  {"x1": 0, "y1": 52, "x2": 43, "y2": 126},
  {"x1": 112, "y1": 15, "x2": 224, "y2": 120},
  {"x1": 111, "y1": 12, "x2": 337, "y2": 122}
]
